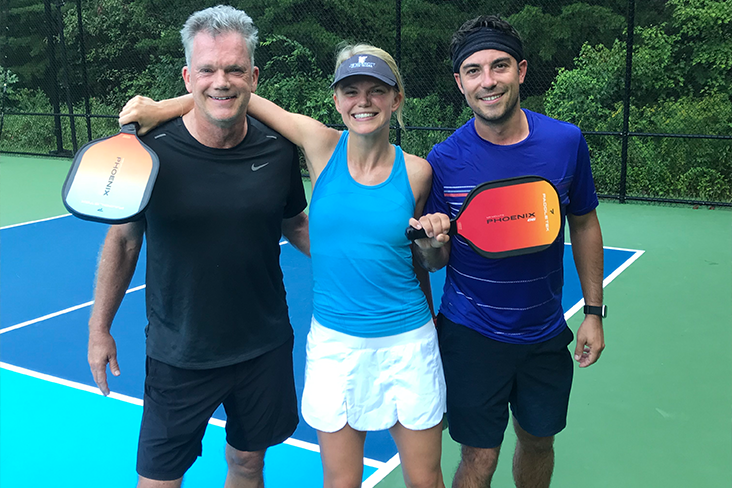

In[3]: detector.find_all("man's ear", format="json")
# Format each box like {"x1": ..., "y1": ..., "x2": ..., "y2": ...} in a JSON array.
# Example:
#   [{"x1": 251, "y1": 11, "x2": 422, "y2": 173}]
[
  {"x1": 453, "y1": 73, "x2": 465, "y2": 95},
  {"x1": 182, "y1": 66, "x2": 192, "y2": 93},
  {"x1": 251, "y1": 66, "x2": 260, "y2": 92},
  {"x1": 518, "y1": 59, "x2": 528, "y2": 85}
]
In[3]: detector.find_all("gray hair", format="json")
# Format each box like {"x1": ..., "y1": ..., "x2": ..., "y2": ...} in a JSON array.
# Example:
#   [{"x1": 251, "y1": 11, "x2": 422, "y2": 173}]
[{"x1": 180, "y1": 5, "x2": 259, "y2": 67}]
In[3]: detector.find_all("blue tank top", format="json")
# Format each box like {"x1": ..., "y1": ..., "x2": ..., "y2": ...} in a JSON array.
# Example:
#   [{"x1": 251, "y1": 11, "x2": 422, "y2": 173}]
[{"x1": 309, "y1": 131, "x2": 432, "y2": 337}]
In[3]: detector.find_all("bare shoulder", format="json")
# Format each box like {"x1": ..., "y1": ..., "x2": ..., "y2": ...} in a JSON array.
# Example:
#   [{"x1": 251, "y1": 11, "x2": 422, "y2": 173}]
[
  {"x1": 301, "y1": 124, "x2": 342, "y2": 176},
  {"x1": 403, "y1": 152, "x2": 433, "y2": 189},
  {"x1": 302, "y1": 120, "x2": 341, "y2": 153}
]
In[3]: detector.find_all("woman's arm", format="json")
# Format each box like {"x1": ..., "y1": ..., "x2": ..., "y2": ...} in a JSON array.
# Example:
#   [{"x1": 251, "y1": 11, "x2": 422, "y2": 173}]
[
  {"x1": 405, "y1": 152, "x2": 451, "y2": 272},
  {"x1": 247, "y1": 94, "x2": 339, "y2": 180},
  {"x1": 119, "y1": 95, "x2": 192, "y2": 135},
  {"x1": 404, "y1": 153, "x2": 436, "y2": 315},
  {"x1": 119, "y1": 94, "x2": 340, "y2": 182}
]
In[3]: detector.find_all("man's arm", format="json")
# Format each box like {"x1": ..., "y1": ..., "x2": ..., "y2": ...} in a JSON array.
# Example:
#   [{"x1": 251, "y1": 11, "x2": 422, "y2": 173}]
[
  {"x1": 282, "y1": 212, "x2": 310, "y2": 257},
  {"x1": 567, "y1": 209, "x2": 605, "y2": 368},
  {"x1": 88, "y1": 221, "x2": 145, "y2": 395}
]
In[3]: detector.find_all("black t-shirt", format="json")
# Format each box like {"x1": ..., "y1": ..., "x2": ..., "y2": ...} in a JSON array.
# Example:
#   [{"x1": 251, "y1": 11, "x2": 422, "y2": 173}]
[{"x1": 139, "y1": 117, "x2": 307, "y2": 369}]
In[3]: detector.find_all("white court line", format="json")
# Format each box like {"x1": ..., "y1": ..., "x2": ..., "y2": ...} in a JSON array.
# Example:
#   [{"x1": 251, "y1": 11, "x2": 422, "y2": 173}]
[
  {"x1": 363, "y1": 453, "x2": 401, "y2": 487},
  {"x1": 363, "y1": 246, "x2": 648, "y2": 486},
  {"x1": 2, "y1": 221, "x2": 640, "y2": 479},
  {"x1": 0, "y1": 362, "x2": 385, "y2": 469},
  {"x1": 1, "y1": 361, "x2": 144, "y2": 405},
  {"x1": 167, "y1": 410, "x2": 384, "y2": 469},
  {"x1": 0, "y1": 284, "x2": 146, "y2": 335},
  {"x1": 602, "y1": 249, "x2": 645, "y2": 287},
  {"x1": 603, "y1": 245, "x2": 643, "y2": 252},
  {"x1": 563, "y1": 247, "x2": 645, "y2": 320},
  {"x1": 0, "y1": 213, "x2": 71, "y2": 230},
  {"x1": 0, "y1": 239, "x2": 285, "y2": 335}
]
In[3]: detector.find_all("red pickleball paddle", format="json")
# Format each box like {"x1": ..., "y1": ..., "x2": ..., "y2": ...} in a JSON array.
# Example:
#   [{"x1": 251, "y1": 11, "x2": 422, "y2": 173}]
[{"x1": 407, "y1": 176, "x2": 561, "y2": 258}]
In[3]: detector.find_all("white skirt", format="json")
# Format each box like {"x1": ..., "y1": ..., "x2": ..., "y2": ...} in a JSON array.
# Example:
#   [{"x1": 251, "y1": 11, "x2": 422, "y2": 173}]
[{"x1": 301, "y1": 317, "x2": 446, "y2": 433}]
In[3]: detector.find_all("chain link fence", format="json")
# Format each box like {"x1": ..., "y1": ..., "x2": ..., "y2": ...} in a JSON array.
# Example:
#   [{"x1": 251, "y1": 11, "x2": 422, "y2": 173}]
[{"x1": 2, "y1": 0, "x2": 730, "y2": 205}]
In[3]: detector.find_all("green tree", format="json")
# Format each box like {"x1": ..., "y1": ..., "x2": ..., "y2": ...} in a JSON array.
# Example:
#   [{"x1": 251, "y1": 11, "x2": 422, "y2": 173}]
[
  {"x1": 668, "y1": 0, "x2": 732, "y2": 92},
  {"x1": 543, "y1": 0, "x2": 732, "y2": 201},
  {"x1": 4, "y1": 0, "x2": 51, "y2": 89}
]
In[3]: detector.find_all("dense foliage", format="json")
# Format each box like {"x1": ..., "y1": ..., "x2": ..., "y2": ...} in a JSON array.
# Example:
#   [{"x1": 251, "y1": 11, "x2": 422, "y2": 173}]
[{"x1": 1, "y1": 0, "x2": 730, "y2": 202}]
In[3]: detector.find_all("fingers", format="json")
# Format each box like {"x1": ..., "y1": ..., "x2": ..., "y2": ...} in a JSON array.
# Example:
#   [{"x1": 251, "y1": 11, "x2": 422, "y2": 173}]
[
  {"x1": 90, "y1": 362, "x2": 111, "y2": 396},
  {"x1": 90, "y1": 354, "x2": 120, "y2": 396},
  {"x1": 109, "y1": 356, "x2": 121, "y2": 377},
  {"x1": 577, "y1": 346, "x2": 601, "y2": 368},
  {"x1": 416, "y1": 213, "x2": 451, "y2": 238},
  {"x1": 118, "y1": 96, "x2": 155, "y2": 135},
  {"x1": 574, "y1": 319, "x2": 605, "y2": 368},
  {"x1": 88, "y1": 331, "x2": 119, "y2": 396},
  {"x1": 574, "y1": 343, "x2": 595, "y2": 368},
  {"x1": 573, "y1": 338, "x2": 586, "y2": 364},
  {"x1": 119, "y1": 95, "x2": 146, "y2": 121},
  {"x1": 411, "y1": 213, "x2": 451, "y2": 249}
]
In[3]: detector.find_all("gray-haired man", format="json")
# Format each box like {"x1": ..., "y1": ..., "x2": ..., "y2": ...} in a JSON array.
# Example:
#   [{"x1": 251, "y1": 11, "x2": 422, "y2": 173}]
[{"x1": 87, "y1": 6, "x2": 309, "y2": 486}]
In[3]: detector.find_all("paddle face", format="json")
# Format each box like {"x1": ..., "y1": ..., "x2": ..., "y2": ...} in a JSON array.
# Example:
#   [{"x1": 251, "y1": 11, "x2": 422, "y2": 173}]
[
  {"x1": 62, "y1": 123, "x2": 159, "y2": 224},
  {"x1": 406, "y1": 176, "x2": 561, "y2": 259},
  {"x1": 456, "y1": 176, "x2": 561, "y2": 258}
]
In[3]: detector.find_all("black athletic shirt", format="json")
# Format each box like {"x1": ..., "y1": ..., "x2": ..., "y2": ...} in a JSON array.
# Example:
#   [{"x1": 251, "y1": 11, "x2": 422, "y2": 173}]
[{"x1": 139, "y1": 116, "x2": 307, "y2": 369}]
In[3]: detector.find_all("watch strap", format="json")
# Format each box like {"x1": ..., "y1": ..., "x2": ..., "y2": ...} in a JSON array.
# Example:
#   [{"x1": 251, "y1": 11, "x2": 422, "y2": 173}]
[{"x1": 583, "y1": 305, "x2": 607, "y2": 318}]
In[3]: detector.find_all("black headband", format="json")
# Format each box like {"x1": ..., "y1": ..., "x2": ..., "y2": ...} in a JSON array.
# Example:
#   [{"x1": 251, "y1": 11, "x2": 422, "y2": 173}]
[{"x1": 451, "y1": 28, "x2": 524, "y2": 73}]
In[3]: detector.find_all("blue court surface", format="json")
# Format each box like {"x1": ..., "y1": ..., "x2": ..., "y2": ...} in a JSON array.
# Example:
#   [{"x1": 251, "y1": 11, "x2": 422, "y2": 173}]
[{"x1": 0, "y1": 215, "x2": 642, "y2": 487}]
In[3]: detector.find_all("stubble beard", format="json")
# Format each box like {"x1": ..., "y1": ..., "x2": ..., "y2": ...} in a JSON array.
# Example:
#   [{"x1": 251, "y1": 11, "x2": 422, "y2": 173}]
[
  {"x1": 201, "y1": 97, "x2": 248, "y2": 130},
  {"x1": 474, "y1": 95, "x2": 520, "y2": 129}
]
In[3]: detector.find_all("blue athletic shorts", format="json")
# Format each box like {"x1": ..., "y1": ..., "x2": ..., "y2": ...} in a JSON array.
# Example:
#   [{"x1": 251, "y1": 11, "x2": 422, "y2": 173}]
[
  {"x1": 136, "y1": 337, "x2": 298, "y2": 481},
  {"x1": 437, "y1": 315, "x2": 574, "y2": 448}
]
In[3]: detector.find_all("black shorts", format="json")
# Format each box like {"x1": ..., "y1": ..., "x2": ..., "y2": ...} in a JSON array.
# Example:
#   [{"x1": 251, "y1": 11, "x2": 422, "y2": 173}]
[
  {"x1": 136, "y1": 337, "x2": 298, "y2": 481},
  {"x1": 437, "y1": 315, "x2": 573, "y2": 449}
]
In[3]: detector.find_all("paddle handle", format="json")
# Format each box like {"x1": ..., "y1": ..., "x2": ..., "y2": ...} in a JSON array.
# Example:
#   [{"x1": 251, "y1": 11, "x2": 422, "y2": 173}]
[
  {"x1": 405, "y1": 221, "x2": 456, "y2": 241},
  {"x1": 120, "y1": 122, "x2": 140, "y2": 134}
]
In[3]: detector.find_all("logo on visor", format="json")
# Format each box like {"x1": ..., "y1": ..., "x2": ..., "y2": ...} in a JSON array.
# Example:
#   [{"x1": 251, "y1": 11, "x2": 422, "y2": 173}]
[{"x1": 350, "y1": 56, "x2": 375, "y2": 69}]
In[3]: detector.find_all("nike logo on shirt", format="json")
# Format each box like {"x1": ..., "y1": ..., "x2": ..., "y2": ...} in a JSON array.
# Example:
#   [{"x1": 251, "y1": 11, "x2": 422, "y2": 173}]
[{"x1": 251, "y1": 162, "x2": 270, "y2": 171}]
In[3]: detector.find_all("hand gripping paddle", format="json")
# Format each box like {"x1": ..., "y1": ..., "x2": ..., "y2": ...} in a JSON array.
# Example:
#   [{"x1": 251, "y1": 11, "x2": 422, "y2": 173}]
[
  {"x1": 62, "y1": 123, "x2": 159, "y2": 224},
  {"x1": 407, "y1": 176, "x2": 561, "y2": 258}
]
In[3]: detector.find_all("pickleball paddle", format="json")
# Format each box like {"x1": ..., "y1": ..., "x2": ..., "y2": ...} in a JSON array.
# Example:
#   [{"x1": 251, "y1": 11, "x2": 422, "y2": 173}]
[
  {"x1": 62, "y1": 123, "x2": 159, "y2": 224},
  {"x1": 407, "y1": 175, "x2": 561, "y2": 258}
]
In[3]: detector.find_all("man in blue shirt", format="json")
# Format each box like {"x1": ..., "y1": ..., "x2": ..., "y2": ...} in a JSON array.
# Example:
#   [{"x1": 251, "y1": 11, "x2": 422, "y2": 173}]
[{"x1": 411, "y1": 15, "x2": 606, "y2": 488}]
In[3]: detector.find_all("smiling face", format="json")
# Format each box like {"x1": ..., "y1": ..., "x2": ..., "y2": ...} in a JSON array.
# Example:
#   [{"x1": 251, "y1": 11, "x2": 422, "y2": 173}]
[
  {"x1": 454, "y1": 49, "x2": 527, "y2": 129},
  {"x1": 182, "y1": 31, "x2": 259, "y2": 130},
  {"x1": 333, "y1": 76, "x2": 402, "y2": 135}
]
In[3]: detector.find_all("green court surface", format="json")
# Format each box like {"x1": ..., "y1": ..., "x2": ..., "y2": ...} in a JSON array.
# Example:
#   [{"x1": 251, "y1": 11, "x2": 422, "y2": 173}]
[
  {"x1": 2, "y1": 154, "x2": 730, "y2": 487},
  {"x1": 381, "y1": 202, "x2": 732, "y2": 488},
  {"x1": 0, "y1": 155, "x2": 72, "y2": 226}
]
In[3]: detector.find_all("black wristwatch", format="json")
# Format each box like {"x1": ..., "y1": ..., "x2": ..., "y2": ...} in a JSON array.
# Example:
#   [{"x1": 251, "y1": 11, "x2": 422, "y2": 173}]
[{"x1": 583, "y1": 305, "x2": 607, "y2": 318}]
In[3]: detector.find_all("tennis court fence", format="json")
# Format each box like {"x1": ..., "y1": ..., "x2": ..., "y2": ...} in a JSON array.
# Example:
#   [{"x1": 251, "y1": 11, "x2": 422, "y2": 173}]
[{"x1": 1, "y1": 0, "x2": 730, "y2": 206}]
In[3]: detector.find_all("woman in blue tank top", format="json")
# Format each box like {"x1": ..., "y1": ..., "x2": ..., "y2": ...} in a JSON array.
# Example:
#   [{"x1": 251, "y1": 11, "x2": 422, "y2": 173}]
[
  {"x1": 254, "y1": 45, "x2": 446, "y2": 488},
  {"x1": 124, "y1": 44, "x2": 447, "y2": 487}
]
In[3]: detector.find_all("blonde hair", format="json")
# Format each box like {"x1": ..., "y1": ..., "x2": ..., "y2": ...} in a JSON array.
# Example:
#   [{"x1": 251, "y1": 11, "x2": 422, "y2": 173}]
[{"x1": 333, "y1": 44, "x2": 405, "y2": 129}]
